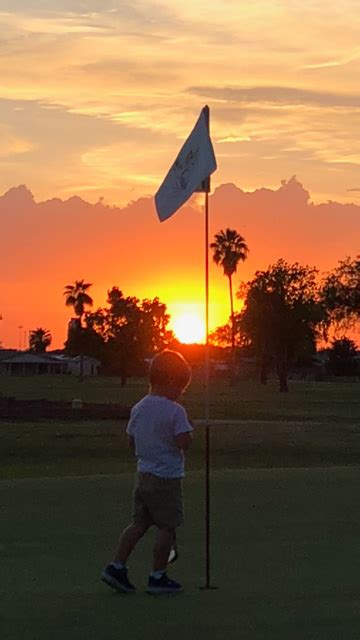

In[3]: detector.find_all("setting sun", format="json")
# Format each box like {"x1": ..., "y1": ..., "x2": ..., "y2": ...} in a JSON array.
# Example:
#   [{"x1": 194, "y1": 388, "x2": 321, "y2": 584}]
[{"x1": 172, "y1": 312, "x2": 206, "y2": 344}]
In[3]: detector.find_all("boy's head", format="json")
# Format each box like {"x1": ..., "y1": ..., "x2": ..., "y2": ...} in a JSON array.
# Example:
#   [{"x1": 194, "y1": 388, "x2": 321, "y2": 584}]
[{"x1": 149, "y1": 349, "x2": 191, "y2": 399}]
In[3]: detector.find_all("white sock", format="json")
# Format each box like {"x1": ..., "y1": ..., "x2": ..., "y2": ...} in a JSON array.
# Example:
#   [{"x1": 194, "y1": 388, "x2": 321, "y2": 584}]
[
  {"x1": 150, "y1": 570, "x2": 164, "y2": 579},
  {"x1": 112, "y1": 561, "x2": 126, "y2": 570}
]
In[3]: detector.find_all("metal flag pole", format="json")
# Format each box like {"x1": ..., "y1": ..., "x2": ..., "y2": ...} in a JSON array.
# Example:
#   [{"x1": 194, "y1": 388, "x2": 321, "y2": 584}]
[
  {"x1": 204, "y1": 189, "x2": 211, "y2": 588},
  {"x1": 201, "y1": 106, "x2": 217, "y2": 590}
]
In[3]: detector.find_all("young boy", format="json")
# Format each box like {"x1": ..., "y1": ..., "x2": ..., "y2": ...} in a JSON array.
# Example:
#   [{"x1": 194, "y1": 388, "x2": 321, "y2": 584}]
[{"x1": 101, "y1": 349, "x2": 193, "y2": 595}]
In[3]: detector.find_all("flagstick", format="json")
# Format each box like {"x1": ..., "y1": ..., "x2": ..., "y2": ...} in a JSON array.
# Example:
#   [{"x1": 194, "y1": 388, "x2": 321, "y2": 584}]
[
  {"x1": 202, "y1": 108, "x2": 217, "y2": 591},
  {"x1": 204, "y1": 189, "x2": 211, "y2": 588},
  {"x1": 154, "y1": 102, "x2": 217, "y2": 589}
]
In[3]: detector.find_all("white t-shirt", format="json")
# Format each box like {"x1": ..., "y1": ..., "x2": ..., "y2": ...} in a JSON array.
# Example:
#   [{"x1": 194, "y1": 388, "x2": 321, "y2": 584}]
[{"x1": 126, "y1": 394, "x2": 193, "y2": 479}]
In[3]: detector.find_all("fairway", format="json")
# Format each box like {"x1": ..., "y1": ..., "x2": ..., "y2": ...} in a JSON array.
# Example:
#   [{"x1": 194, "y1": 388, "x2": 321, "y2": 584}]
[
  {"x1": 3, "y1": 468, "x2": 360, "y2": 639},
  {"x1": 1, "y1": 376, "x2": 360, "y2": 479},
  {"x1": 1, "y1": 375, "x2": 359, "y2": 423}
]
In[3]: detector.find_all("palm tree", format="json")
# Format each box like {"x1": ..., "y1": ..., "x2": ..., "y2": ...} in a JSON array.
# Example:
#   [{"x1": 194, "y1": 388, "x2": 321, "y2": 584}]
[
  {"x1": 210, "y1": 228, "x2": 249, "y2": 377},
  {"x1": 29, "y1": 328, "x2": 52, "y2": 353},
  {"x1": 63, "y1": 280, "x2": 93, "y2": 325},
  {"x1": 64, "y1": 280, "x2": 93, "y2": 381}
]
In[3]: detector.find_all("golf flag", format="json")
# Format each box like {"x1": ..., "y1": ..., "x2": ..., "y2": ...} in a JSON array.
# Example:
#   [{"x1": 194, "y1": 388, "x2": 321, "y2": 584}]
[{"x1": 155, "y1": 106, "x2": 217, "y2": 222}]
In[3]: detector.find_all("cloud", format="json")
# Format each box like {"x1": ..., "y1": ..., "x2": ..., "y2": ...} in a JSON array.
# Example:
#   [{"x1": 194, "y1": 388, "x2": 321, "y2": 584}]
[
  {"x1": 0, "y1": 1, "x2": 180, "y2": 32},
  {"x1": 0, "y1": 1, "x2": 165, "y2": 19},
  {"x1": 0, "y1": 124, "x2": 34, "y2": 156},
  {"x1": 81, "y1": 58, "x2": 182, "y2": 88},
  {"x1": 0, "y1": 98, "x2": 170, "y2": 204},
  {"x1": 217, "y1": 135, "x2": 251, "y2": 144},
  {"x1": 188, "y1": 85, "x2": 360, "y2": 109},
  {"x1": 0, "y1": 0, "x2": 359, "y2": 213},
  {"x1": 0, "y1": 178, "x2": 359, "y2": 349}
]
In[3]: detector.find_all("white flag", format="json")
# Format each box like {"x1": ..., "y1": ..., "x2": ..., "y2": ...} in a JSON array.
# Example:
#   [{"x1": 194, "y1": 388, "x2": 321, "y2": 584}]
[{"x1": 155, "y1": 106, "x2": 217, "y2": 222}]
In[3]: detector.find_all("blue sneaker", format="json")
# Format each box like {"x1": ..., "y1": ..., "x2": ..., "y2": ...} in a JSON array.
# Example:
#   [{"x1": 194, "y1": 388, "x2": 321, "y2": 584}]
[
  {"x1": 101, "y1": 564, "x2": 136, "y2": 594},
  {"x1": 147, "y1": 573, "x2": 183, "y2": 595}
]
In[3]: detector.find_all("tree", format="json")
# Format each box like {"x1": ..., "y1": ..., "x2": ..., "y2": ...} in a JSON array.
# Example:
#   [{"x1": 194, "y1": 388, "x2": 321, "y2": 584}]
[
  {"x1": 137, "y1": 297, "x2": 174, "y2": 354},
  {"x1": 238, "y1": 260, "x2": 325, "y2": 392},
  {"x1": 210, "y1": 228, "x2": 249, "y2": 379},
  {"x1": 63, "y1": 280, "x2": 93, "y2": 325},
  {"x1": 321, "y1": 255, "x2": 360, "y2": 330},
  {"x1": 65, "y1": 321, "x2": 104, "y2": 361},
  {"x1": 29, "y1": 327, "x2": 52, "y2": 353},
  {"x1": 64, "y1": 280, "x2": 93, "y2": 380},
  {"x1": 85, "y1": 287, "x2": 173, "y2": 385},
  {"x1": 208, "y1": 323, "x2": 232, "y2": 348},
  {"x1": 327, "y1": 337, "x2": 358, "y2": 376}
]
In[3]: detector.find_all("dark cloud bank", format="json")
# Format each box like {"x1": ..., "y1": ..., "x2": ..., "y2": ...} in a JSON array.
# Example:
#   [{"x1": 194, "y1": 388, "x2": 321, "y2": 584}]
[{"x1": 0, "y1": 177, "x2": 359, "y2": 290}]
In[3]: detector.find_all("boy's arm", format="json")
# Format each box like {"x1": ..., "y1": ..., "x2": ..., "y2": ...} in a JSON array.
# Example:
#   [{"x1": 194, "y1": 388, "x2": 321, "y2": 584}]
[
  {"x1": 174, "y1": 408, "x2": 193, "y2": 451},
  {"x1": 126, "y1": 406, "x2": 136, "y2": 453},
  {"x1": 127, "y1": 435, "x2": 135, "y2": 452}
]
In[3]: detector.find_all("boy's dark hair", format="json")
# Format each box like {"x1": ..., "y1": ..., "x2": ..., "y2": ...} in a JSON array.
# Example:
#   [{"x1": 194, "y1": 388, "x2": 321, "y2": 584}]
[{"x1": 149, "y1": 349, "x2": 191, "y2": 390}]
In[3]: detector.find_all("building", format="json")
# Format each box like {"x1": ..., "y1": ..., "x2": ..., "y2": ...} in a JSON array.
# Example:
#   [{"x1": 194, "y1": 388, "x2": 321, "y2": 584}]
[
  {"x1": 65, "y1": 355, "x2": 101, "y2": 377},
  {"x1": 0, "y1": 351, "x2": 100, "y2": 376}
]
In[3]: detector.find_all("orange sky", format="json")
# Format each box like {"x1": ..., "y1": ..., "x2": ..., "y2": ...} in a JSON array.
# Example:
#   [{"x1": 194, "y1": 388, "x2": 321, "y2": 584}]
[
  {"x1": 0, "y1": 2, "x2": 359, "y2": 347},
  {"x1": 0, "y1": 179, "x2": 359, "y2": 349}
]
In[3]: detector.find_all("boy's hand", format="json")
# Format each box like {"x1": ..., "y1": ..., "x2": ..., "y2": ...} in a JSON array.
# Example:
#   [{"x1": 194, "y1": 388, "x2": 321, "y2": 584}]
[{"x1": 175, "y1": 432, "x2": 193, "y2": 451}]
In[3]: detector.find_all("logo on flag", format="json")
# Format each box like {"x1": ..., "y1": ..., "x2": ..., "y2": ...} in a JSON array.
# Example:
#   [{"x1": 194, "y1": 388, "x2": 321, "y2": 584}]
[{"x1": 155, "y1": 106, "x2": 217, "y2": 222}]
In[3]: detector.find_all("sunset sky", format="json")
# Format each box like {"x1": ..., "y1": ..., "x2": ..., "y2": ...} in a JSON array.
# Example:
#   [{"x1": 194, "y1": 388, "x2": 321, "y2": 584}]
[{"x1": 0, "y1": 1, "x2": 359, "y2": 348}]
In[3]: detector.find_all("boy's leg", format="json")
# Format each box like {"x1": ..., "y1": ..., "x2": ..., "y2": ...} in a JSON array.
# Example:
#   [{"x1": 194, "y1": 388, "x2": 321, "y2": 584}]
[
  {"x1": 134, "y1": 474, "x2": 183, "y2": 594},
  {"x1": 102, "y1": 474, "x2": 152, "y2": 593},
  {"x1": 102, "y1": 522, "x2": 150, "y2": 593},
  {"x1": 114, "y1": 522, "x2": 150, "y2": 564},
  {"x1": 147, "y1": 527, "x2": 182, "y2": 594},
  {"x1": 113, "y1": 472, "x2": 153, "y2": 563}
]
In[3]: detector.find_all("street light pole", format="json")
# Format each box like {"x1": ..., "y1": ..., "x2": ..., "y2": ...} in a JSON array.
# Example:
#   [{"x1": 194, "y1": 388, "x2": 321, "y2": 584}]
[{"x1": 18, "y1": 325, "x2": 23, "y2": 350}]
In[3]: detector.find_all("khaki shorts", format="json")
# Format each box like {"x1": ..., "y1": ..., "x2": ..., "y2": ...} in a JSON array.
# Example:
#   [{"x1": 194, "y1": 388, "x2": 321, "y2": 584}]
[{"x1": 132, "y1": 472, "x2": 183, "y2": 530}]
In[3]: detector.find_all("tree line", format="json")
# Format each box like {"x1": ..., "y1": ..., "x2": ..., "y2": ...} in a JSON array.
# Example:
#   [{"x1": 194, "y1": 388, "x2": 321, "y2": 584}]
[
  {"x1": 27, "y1": 230, "x2": 359, "y2": 391},
  {"x1": 209, "y1": 242, "x2": 359, "y2": 391}
]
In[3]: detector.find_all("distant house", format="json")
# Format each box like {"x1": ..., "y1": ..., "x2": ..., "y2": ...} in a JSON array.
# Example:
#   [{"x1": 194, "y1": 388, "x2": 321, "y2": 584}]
[
  {"x1": 65, "y1": 355, "x2": 101, "y2": 377},
  {"x1": 0, "y1": 351, "x2": 101, "y2": 376},
  {"x1": 2, "y1": 353, "x2": 68, "y2": 375},
  {"x1": 0, "y1": 349, "x2": 19, "y2": 373}
]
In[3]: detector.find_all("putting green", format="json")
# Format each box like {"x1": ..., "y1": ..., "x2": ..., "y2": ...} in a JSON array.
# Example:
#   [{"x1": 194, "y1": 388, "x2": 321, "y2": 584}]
[{"x1": 2, "y1": 468, "x2": 360, "y2": 639}]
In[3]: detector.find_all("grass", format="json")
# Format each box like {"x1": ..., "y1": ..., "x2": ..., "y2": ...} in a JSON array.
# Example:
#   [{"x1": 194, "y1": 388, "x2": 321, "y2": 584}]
[
  {"x1": 1, "y1": 376, "x2": 360, "y2": 479},
  {"x1": 1, "y1": 374, "x2": 359, "y2": 422},
  {"x1": 3, "y1": 469, "x2": 360, "y2": 639},
  {"x1": 2, "y1": 417, "x2": 360, "y2": 480},
  {"x1": 0, "y1": 374, "x2": 147, "y2": 405},
  {"x1": 2, "y1": 376, "x2": 360, "y2": 637}
]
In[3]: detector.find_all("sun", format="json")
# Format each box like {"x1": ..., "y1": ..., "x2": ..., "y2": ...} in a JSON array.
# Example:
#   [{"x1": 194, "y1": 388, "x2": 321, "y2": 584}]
[{"x1": 172, "y1": 312, "x2": 206, "y2": 344}]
